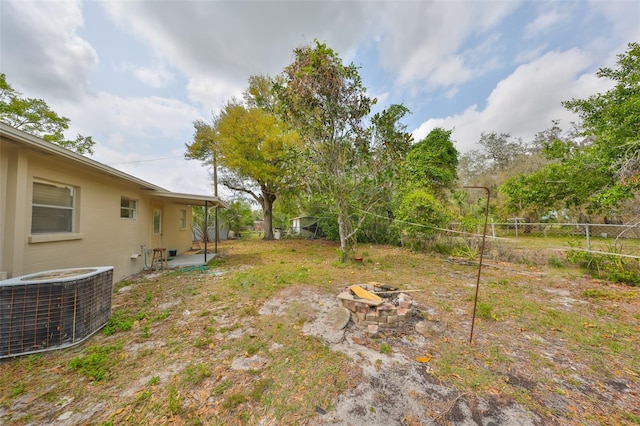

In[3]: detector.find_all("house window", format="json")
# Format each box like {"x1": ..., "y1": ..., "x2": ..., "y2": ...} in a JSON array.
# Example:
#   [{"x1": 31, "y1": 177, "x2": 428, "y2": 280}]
[
  {"x1": 153, "y1": 208, "x2": 162, "y2": 234},
  {"x1": 180, "y1": 209, "x2": 187, "y2": 229},
  {"x1": 120, "y1": 197, "x2": 137, "y2": 219},
  {"x1": 31, "y1": 181, "x2": 75, "y2": 234}
]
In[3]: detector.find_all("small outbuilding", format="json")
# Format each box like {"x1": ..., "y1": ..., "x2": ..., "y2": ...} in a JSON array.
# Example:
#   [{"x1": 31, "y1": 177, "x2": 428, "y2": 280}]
[{"x1": 290, "y1": 216, "x2": 321, "y2": 238}]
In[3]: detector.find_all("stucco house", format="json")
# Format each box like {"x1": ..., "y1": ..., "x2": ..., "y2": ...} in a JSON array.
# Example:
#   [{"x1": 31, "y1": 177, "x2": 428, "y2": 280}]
[{"x1": 0, "y1": 123, "x2": 226, "y2": 282}]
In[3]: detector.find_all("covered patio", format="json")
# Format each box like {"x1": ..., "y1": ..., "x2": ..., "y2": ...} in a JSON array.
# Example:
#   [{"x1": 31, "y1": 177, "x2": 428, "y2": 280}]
[{"x1": 148, "y1": 191, "x2": 226, "y2": 270}]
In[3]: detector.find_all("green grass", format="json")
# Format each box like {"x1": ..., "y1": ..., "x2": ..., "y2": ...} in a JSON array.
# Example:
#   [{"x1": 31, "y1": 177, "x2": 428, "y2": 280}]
[
  {"x1": 1, "y1": 238, "x2": 637, "y2": 425},
  {"x1": 222, "y1": 393, "x2": 248, "y2": 410},
  {"x1": 212, "y1": 380, "x2": 233, "y2": 396},
  {"x1": 10, "y1": 381, "x2": 26, "y2": 398},
  {"x1": 182, "y1": 363, "x2": 211, "y2": 385},
  {"x1": 475, "y1": 301, "x2": 497, "y2": 321},
  {"x1": 103, "y1": 309, "x2": 134, "y2": 336},
  {"x1": 167, "y1": 385, "x2": 182, "y2": 415},
  {"x1": 379, "y1": 342, "x2": 393, "y2": 354},
  {"x1": 68, "y1": 344, "x2": 123, "y2": 381}
]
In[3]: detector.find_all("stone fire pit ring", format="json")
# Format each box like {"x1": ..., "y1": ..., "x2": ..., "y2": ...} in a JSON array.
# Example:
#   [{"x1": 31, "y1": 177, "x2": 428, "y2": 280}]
[{"x1": 337, "y1": 283, "x2": 416, "y2": 335}]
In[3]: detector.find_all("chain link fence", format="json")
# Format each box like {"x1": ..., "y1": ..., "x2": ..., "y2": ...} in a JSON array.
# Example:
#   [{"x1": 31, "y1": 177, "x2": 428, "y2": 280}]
[{"x1": 443, "y1": 222, "x2": 640, "y2": 264}]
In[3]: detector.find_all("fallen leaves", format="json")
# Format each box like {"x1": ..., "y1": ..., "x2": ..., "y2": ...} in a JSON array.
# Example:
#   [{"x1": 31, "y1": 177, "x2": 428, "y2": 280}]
[{"x1": 415, "y1": 355, "x2": 432, "y2": 363}]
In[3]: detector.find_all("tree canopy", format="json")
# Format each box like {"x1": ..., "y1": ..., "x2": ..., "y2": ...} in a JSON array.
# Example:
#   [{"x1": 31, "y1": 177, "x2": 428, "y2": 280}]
[
  {"x1": 275, "y1": 40, "x2": 412, "y2": 260},
  {"x1": 0, "y1": 73, "x2": 95, "y2": 155},
  {"x1": 185, "y1": 75, "x2": 299, "y2": 240},
  {"x1": 403, "y1": 128, "x2": 458, "y2": 198},
  {"x1": 501, "y1": 42, "x2": 640, "y2": 217},
  {"x1": 563, "y1": 42, "x2": 640, "y2": 199}
]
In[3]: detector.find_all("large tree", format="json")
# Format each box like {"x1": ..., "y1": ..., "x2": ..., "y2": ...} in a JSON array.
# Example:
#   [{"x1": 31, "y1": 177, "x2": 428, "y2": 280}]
[
  {"x1": 403, "y1": 128, "x2": 458, "y2": 199},
  {"x1": 275, "y1": 41, "x2": 412, "y2": 260},
  {"x1": 562, "y1": 42, "x2": 640, "y2": 204},
  {"x1": 185, "y1": 76, "x2": 299, "y2": 240},
  {"x1": 392, "y1": 128, "x2": 457, "y2": 246},
  {"x1": 501, "y1": 42, "x2": 640, "y2": 217},
  {"x1": 0, "y1": 73, "x2": 95, "y2": 155}
]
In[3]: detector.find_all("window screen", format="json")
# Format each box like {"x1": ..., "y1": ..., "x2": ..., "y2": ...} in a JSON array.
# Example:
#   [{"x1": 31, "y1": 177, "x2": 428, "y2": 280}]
[
  {"x1": 153, "y1": 208, "x2": 162, "y2": 234},
  {"x1": 180, "y1": 209, "x2": 187, "y2": 229},
  {"x1": 120, "y1": 197, "x2": 137, "y2": 219},
  {"x1": 31, "y1": 181, "x2": 74, "y2": 234}
]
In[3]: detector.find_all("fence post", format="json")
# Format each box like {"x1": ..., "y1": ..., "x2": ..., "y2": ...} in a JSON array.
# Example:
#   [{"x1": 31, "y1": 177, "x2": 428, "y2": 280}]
[
  {"x1": 585, "y1": 223, "x2": 591, "y2": 251},
  {"x1": 491, "y1": 219, "x2": 496, "y2": 239}
]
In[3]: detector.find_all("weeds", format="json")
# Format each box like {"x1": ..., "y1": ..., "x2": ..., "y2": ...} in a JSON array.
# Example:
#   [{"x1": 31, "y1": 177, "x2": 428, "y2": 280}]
[
  {"x1": 183, "y1": 363, "x2": 211, "y2": 385},
  {"x1": 476, "y1": 302, "x2": 497, "y2": 321},
  {"x1": 212, "y1": 380, "x2": 233, "y2": 396},
  {"x1": 103, "y1": 309, "x2": 134, "y2": 336},
  {"x1": 547, "y1": 256, "x2": 565, "y2": 268},
  {"x1": 567, "y1": 248, "x2": 640, "y2": 286},
  {"x1": 193, "y1": 337, "x2": 212, "y2": 348},
  {"x1": 154, "y1": 310, "x2": 171, "y2": 321},
  {"x1": 167, "y1": 385, "x2": 182, "y2": 415},
  {"x1": 379, "y1": 342, "x2": 393, "y2": 354},
  {"x1": 10, "y1": 381, "x2": 25, "y2": 398},
  {"x1": 68, "y1": 344, "x2": 123, "y2": 381},
  {"x1": 222, "y1": 393, "x2": 248, "y2": 410},
  {"x1": 2, "y1": 238, "x2": 638, "y2": 426},
  {"x1": 249, "y1": 378, "x2": 274, "y2": 400}
]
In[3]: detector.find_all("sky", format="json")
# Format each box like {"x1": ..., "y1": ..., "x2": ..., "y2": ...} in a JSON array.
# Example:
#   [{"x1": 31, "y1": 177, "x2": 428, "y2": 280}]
[{"x1": 1, "y1": 0, "x2": 638, "y2": 198}]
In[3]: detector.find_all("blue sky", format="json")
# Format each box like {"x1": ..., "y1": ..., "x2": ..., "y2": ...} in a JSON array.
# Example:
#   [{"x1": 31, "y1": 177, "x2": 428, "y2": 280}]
[{"x1": 1, "y1": 0, "x2": 638, "y2": 196}]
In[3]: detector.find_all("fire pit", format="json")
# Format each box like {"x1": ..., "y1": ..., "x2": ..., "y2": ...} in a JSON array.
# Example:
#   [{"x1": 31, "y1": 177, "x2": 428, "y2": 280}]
[{"x1": 337, "y1": 282, "x2": 416, "y2": 335}]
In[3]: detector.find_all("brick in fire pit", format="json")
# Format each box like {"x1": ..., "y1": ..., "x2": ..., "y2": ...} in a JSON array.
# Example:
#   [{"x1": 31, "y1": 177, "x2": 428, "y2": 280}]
[{"x1": 337, "y1": 284, "x2": 415, "y2": 330}]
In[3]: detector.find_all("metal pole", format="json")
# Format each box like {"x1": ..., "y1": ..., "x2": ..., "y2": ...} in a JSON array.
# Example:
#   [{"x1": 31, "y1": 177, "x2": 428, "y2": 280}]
[
  {"x1": 213, "y1": 152, "x2": 219, "y2": 255},
  {"x1": 204, "y1": 200, "x2": 208, "y2": 263},
  {"x1": 464, "y1": 186, "x2": 490, "y2": 345}
]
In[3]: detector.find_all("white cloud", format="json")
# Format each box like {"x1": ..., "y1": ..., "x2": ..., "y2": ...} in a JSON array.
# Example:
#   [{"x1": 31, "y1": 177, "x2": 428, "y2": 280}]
[
  {"x1": 374, "y1": 2, "x2": 519, "y2": 91},
  {"x1": 94, "y1": 143, "x2": 215, "y2": 195},
  {"x1": 524, "y1": 10, "x2": 564, "y2": 39},
  {"x1": 589, "y1": 0, "x2": 640, "y2": 44},
  {"x1": 100, "y1": 1, "x2": 375, "y2": 93},
  {"x1": 114, "y1": 63, "x2": 176, "y2": 88},
  {"x1": 185, "y1": 76, "x2": 244, "y2": 113},
  {"x1": 412, "y1": 48, "x2": 611, "y2": 152},
  {"x1": 0, "y1": 0, "x2": 98, "y2": 100},
  {"x1": 133, "y1": 65, "x2": 175, "y2": 88},
  {"x1": 2, "y1": 0, "x2": 635, "y2": 196},
  {"x1": 61, "y1": 92, "x2": 199, "y2": 140},
  {"x1": 514, "y1": 45, "x2": 548, "y2": 64}
]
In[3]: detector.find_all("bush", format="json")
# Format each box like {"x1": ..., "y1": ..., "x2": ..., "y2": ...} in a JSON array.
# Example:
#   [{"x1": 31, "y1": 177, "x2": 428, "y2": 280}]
[
  {"x1": 566, "y1": 250, "x2": 640, "y2": 286},
  {"x1": 393, "y1": 189, "x2": 451, "y2": 249}
]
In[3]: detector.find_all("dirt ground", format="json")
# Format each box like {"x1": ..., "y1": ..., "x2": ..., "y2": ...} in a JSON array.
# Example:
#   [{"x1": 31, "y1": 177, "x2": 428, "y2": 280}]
[
  {"x1": 1, "y1": 238, "x2": 639, "y2": 425},
  {"x1": 265, "y1": 286, "x2": 542, "y2": 425}
]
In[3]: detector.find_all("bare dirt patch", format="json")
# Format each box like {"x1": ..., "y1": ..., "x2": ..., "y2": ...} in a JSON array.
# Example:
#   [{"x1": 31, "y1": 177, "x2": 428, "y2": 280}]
[{"x1": 263, "y1": 286, "x2": 541, "y2": 425}]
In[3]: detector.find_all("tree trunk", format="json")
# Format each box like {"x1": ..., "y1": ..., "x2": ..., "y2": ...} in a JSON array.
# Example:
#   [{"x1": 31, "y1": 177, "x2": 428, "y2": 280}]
[
  {"x1": 262, "y1": 191, "x2": 277, "y2": 240},
  {"x1": 337, "y1": 199, "x2": 353, "y2": 262}
]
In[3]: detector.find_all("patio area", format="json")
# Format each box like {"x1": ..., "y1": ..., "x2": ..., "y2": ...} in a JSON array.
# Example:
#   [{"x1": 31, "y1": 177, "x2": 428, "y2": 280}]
[{"x1": 166, "y1": 251, "x2": 218, "y2": 269}]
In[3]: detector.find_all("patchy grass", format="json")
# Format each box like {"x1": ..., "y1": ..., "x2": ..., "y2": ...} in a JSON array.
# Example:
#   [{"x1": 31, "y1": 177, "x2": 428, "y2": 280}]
[
  {"x1": 0, "y1": 238, "x2": 638, "y2": 425},
  {"x1": 68, "y1": 344, "x2": 124, "y2": 381}
]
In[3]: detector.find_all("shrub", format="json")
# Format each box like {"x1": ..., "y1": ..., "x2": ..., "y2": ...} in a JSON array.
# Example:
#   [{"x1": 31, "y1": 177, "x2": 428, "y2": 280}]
[{"x1": 567, "y1": 250, "x2": 640, "y2": 286}]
